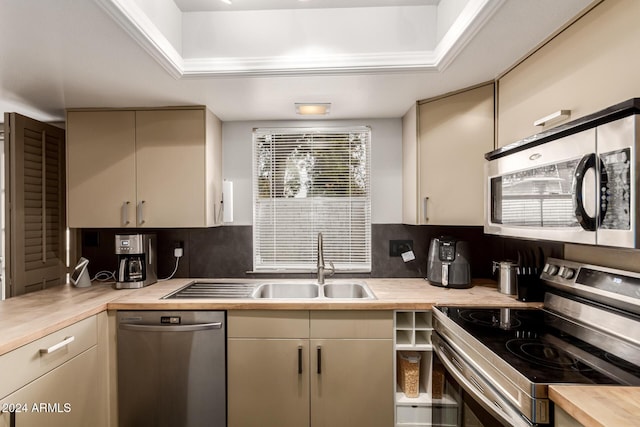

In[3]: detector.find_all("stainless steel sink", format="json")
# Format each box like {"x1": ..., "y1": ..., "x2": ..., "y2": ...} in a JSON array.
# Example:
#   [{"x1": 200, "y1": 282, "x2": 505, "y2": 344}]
[
  {"x1": 251, "y1": 281, "x2": 375, "y2": 300},
  {"x1": 323, "y1": 283, "x2": 375, "y2": 299},
  {"x1": 163, "y1": 280, "x2": 376, "y2": 300},
  {"x1": 252, "y1": 283, "x2": 320, "y2": 299}
]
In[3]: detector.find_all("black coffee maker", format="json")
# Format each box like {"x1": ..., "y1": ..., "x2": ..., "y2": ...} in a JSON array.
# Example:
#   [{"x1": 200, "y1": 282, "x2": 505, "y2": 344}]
[
  {"x1": 115, "y1": 234, "x2": 157, "y2": 289},
  {"x1": 426, "y1": 236, "x2": 472, "y2": 288}
]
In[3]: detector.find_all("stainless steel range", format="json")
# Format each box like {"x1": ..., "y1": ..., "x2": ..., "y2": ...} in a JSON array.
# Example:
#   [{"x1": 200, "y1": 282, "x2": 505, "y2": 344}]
[{"x1": 432, "y1": 258, "x2": 640, "y2": 426}]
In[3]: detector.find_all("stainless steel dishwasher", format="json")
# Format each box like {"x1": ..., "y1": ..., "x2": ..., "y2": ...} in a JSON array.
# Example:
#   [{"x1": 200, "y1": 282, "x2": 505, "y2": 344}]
[{"x1": 117, "y1": 311, "x2": 226, "y2": 427}]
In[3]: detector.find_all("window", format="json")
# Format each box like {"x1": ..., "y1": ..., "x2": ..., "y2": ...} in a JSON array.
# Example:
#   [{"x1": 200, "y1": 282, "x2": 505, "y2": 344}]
[{"x1": 253, "y1": 127, "x2": 371, "y2": 272}]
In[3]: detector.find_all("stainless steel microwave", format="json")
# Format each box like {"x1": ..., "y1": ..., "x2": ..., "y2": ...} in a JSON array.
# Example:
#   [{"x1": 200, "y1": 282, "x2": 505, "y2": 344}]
[{"x1": 485, "y1": 111, "x2": 638, "y2": 248}]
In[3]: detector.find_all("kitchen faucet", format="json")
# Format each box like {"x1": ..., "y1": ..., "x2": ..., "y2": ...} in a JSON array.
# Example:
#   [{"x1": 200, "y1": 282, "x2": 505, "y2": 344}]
[{"x1": 317, "y1": 232, "x2": 335, "y2": 284}]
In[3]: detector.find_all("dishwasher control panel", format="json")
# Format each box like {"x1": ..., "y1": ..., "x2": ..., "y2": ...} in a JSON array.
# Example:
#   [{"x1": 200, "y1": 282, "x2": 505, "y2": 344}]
[{"x1": 161, "y1": 316, "x2": 182, "y2": 324}]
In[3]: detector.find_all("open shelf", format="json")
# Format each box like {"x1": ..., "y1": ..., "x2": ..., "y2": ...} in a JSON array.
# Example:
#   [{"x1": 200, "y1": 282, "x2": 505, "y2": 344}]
[
  {"x1": 395, "y1": 310, "x2": 453, "y2": 427},
  {"x1": 414, "y1": 311, "x2": 432, "y2": 329},
  {"x1": 394, "y1": 310, "x2": 433, "y2": 349}
]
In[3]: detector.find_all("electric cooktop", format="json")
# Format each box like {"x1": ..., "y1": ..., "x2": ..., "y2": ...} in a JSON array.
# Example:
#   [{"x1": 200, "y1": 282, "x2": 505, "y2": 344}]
[{"x1": 434, "y1": 305, "x2": 640, "y2": 386}]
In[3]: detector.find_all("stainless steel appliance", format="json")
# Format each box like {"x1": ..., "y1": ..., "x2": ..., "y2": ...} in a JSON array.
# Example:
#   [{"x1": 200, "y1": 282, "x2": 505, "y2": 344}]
[
  {"x1": 115, "y1": 234, "x2": 157, "y2": 289},
  {"x1": 485, "y1": 98, "x2": 640, "y2": 248},
  {"x1": 432, "y1": 258, "x2": 640, "y2": 426},
  {"x1": 426, "y1": 236, "x2": 471, "y2": 288},
  {"x1": 117, "y1": 311, "x2": 226, "y2": 427}
]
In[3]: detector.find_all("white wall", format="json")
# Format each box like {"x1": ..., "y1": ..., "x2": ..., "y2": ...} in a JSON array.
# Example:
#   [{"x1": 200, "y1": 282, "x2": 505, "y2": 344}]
[{"x1": 222, "y1": 118, "x2": 403, "y2": 226}]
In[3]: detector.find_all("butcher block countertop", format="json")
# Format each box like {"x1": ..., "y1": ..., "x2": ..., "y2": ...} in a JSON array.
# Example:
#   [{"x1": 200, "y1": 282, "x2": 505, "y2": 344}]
[
  {"x1": 0, "y1": 277, "x2": 534, "y2": 355},
  {"x1": 106, "y1": 277, "x2": 536, "y2": 310},
  {"x1": 550, "y1": 386, "x2": 640, "y2": 427}
]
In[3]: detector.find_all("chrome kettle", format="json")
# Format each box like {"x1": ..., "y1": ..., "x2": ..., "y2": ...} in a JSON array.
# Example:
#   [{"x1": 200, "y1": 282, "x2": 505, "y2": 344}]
[{"x1": 492, "y1": 260, "x2": 518, "y2": 295}]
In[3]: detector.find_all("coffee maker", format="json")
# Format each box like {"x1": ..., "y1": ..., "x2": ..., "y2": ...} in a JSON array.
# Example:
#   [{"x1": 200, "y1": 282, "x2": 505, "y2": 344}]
[
  {"x1": 426, "y1": 236, "x2": 472, "y2": 288},
  {"x1": 115, "y1": 234, "x2": 157, "y2": 289}
]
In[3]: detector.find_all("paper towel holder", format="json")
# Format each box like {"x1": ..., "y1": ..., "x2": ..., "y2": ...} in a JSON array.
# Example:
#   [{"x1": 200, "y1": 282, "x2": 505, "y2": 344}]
[{"x1": 222, "y1": 180, "x2": 234, "y2": 223}]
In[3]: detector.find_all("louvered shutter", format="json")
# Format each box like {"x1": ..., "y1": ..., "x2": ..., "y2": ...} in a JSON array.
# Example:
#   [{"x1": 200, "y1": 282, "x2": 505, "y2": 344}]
[
  {"x1": 5, "y1": 113, "x2": 66, "y2": 296},
  {"x1": 253, "y1": 127, "x2": 371, "y2": 272}
]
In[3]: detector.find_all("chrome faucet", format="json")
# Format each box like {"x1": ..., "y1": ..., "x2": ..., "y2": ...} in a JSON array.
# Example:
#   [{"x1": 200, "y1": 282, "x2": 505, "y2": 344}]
[{"x1": 317, "y1": 232, "x2": 335, "y2": 284}]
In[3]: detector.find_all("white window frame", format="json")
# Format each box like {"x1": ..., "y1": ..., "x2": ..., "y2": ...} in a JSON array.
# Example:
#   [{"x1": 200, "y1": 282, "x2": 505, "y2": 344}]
[{"x1": 252, "y1": 127, "x2": 372, "y2": 272}]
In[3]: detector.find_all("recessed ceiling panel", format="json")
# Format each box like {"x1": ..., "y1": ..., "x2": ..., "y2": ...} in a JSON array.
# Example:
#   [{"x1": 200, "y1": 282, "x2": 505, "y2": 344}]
[{"x1": 174, "y1": 0, "x2": 440, "y2": 12}]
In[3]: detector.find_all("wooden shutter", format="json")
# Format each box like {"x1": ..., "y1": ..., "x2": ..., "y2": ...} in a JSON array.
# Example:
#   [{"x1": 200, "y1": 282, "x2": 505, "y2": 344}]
[{"x1": 4, "y1": 113, "x2": 66, "y2": 296}]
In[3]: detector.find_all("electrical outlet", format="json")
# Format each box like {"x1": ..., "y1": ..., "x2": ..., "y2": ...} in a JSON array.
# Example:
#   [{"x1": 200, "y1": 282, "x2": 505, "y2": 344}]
[
  {"x1": 174, "y1": 241, "x2": 185, "y2": 257},
  {"x1": 389, "y1": 240, "x2": 413, "y2": 257}
]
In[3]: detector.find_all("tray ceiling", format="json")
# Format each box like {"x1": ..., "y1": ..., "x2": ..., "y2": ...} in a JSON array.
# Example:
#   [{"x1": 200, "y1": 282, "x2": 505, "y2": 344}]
[{"x1": 0, "y1": 0, "x2": 595, "y2": 122}]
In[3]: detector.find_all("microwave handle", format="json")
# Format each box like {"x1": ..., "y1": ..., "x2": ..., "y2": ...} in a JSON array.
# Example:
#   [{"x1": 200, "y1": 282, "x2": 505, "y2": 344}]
[
  {"x1": 597, "y1": 156, "x2": 609, "y2": 224},
  {"x1": 574, "y1": 153, "x2": 597, "y2": 231}
]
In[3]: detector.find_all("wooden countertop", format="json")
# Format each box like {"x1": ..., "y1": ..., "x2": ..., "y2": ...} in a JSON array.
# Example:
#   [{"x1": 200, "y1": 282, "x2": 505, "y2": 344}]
[
  {"x1": 550, "y1": 386, "x2": 640, "y2": 427},
  {"x1": 0, "y1": 284, "x2": 134, "y2": 356},
  {"x1": 107, "y1": 277, "x2": 538, "y2": 310},
  {"x1": 0, "y1": 277, "x2": 537, "y2": 356}
]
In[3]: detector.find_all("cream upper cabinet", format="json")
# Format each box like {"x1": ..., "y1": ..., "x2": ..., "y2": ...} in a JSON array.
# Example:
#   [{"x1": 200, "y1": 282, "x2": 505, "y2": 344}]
[
  {"x1": 403, "y1": 83, "x2": 494, "y2": 225},
  {"x1": 227, "y1": 310, "x2": 393, "y2": 427},
  {"x1": 66, "y1": 110, "x2": 136, "y2": 228},
  {"x1": 497, "y1": 0, "x2": 640, "y2": 147},
  {"x1": 66, "y1": 107, "x2": 222, "y2": 228}
]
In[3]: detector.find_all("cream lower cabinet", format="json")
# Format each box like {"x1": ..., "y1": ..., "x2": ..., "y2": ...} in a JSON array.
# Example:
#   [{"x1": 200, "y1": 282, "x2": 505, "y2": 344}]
[
  {"x1": 0, "y1": 314, "x2": 108, "y2": 427},
  {"x1": 554, "y1": 407, "x2": 584, "y2": 427},
  {"x1": 66, "y1": 107, "x2": 222, "y2": 228},
  {"x1": 228, "y1": 310, "x2": 394, "y2": 427},
  {"x1": 402, "y1": 83, "x2": 494, "y2": 225}
]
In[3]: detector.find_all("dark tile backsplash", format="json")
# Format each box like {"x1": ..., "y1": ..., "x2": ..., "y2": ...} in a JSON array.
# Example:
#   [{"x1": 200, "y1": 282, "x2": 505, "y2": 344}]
[{"x1": 80, "y1": 225, "x2": 562, "y2": 280}]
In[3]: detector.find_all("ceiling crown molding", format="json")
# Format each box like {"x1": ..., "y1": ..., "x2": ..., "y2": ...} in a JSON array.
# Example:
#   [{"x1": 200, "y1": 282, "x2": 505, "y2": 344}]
[
  {"x1": 94, "y1": 0, "x2": 504, "y2": 78},
  {"x1": 94, "y1": 0, "x2": 184, "y2": 78},
  {"x1": 433, "y1": 0, "x2": 506, "y2": 71}
]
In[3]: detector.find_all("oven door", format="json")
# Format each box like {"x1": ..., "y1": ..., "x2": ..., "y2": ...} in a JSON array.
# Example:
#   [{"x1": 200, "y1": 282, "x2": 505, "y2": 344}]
[
  {"x1": 485, "y1": 128, "x2": 597, "y2": 245},
  {"x1": 432, "y1": 334, "x2": 535, "y2": 427}
]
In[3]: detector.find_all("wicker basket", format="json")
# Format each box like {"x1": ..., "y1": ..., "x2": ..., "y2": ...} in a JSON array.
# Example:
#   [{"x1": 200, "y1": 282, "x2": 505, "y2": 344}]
[{"x1": 398, "y1": 351, "x2": 421, "y2": 398}]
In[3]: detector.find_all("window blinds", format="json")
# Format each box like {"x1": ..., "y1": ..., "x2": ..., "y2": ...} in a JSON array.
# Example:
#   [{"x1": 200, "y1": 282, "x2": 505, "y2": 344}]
[{"x1": 253, "y1": 127, "x2": 371, "y2": 272}]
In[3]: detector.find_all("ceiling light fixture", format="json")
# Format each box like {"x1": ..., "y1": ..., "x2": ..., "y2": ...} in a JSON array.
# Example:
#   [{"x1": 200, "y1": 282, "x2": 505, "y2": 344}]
[
  {"x1": 220, "y1": 0, "x2": 232, "y2": 5},
  {"x1": 295, "y1": 103, "x2": 331, "y2": 115}
]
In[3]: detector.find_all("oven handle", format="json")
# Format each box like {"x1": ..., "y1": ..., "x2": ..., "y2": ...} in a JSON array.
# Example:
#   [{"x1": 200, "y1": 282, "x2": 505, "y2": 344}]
[{"x1": 433, "y1": 336, "x2": 534, "y2": 427}]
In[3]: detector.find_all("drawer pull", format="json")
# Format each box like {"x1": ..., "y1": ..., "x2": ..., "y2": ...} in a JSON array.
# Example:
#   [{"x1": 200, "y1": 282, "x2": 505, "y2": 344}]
[{"x1": 40, "y1": 336, "x2": 75, "y2": 354}]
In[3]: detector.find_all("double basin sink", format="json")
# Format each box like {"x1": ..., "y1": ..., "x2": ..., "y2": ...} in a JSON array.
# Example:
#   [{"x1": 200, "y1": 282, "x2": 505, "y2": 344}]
[
  {"x1": 164, "y1": 280, "x2": 376, "y2": 300},
  {"x1": 253, "y1": 282, "x2": 375, "y2": 299}
]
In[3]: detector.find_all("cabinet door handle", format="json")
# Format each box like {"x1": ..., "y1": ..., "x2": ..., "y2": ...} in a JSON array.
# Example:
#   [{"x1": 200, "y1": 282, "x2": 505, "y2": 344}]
[
  {"x1": 317, "y1": 346, "x2": 322, "y2": 374},
  {"x1": 40, "y1": 336, "x2": 75, "y2": 354},
  {"x1": 137, "y1": 200, "x2": 146, "y2": 225},
  {"x1": 1, "y1": 410, "x2": 16, "y2": 427},
  {"x1": 122, "y1": 201, "x2": 131, "y2": 225},
  {"x1": 298, "y1": 345, "x2": 303, "y2": 374},
  {"x1": 423, "y1": 197, "x2": 430, "y2": 222}
]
